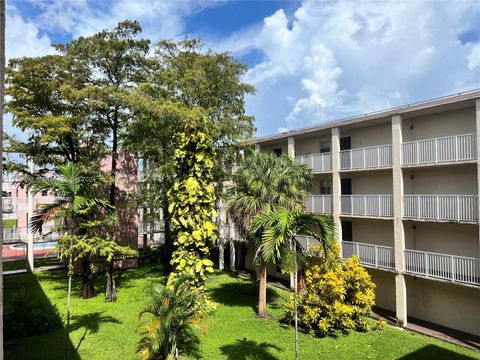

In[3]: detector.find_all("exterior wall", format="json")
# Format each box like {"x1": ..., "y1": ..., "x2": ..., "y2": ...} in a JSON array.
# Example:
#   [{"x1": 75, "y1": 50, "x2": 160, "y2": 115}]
[
  {"x1": 403, "y1": 166, "x2": 477, "y2": 195},
  {"x1": 350, "y1": 219, "x2": 394, "y2": 247},
  {"x1": 402, "y1": 107, "x2": 476, "y2": 141},
  {"x1": 260, "y1": 142, "x2": 288, "y2": 155},
  {"x1": 368, "y1": 268, "x2": 396, "y2": 312},
  {"x1": 406, "y1": 276, "x2": 480, "y2": 336},
  {"x1": 404, "y1": 221, "x2": 479, "y2": 257},
  {"x1": 310, "y1": 174, "x2": 332, "y2": 195},
  {"x1": 340, "y1": 122, "x2": 392, "y2": 148},
  {"x1": 346, "y1": 171, "x2": 393, "y2": 194},
  {"x1": 295, "y1": 134, "x2": 331, "y2": 156}
]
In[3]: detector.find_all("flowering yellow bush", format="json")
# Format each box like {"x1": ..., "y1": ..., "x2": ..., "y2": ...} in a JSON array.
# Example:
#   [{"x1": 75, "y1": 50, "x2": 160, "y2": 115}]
[{"x1": 284, "y1": 256, "x2": 375, "y2": 336}]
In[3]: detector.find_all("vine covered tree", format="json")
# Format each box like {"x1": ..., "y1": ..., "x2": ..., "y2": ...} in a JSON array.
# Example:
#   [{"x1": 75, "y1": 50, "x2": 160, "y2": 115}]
[{"x1": 167, "y1": 115, "x2": 217, "y2": 292}]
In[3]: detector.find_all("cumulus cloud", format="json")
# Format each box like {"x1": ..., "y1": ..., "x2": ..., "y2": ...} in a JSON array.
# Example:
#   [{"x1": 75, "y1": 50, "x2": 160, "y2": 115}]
[{"x1": 226, "y1": 1, "x2": 480, "y2": 134}]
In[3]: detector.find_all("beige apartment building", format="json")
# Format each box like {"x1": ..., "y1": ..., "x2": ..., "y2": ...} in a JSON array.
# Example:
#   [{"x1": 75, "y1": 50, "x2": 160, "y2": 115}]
[{"x1": 241, "y1": 91, "x2": 480, "y2": 337}]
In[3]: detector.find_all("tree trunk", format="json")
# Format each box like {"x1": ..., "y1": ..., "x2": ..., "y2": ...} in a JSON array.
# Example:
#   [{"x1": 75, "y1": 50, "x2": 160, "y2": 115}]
[
  {"x1": 105, "y1": 260, "x2": 116, "y2": 302},
  {"x1": 66, "y1": 253, "x2": 73, "y2": 360},
  {"x1": 258, "y1": 259, "x2": 267, "y2": 317},
  {"x1": 162, "y1": 196, "x2": 173, "y2": 272},
  {"x1": 109, "y1": 117, "x2": 118, "y2": 207},
  {"x1": 81, "y1": 258, "x2": 95, "y2": 299},
  {"x1": 0, "y1": 1, "x2": 5, "y2": 357},
  {"x1": 297, "y1": 269, "x2": 306, "y2": 295}
]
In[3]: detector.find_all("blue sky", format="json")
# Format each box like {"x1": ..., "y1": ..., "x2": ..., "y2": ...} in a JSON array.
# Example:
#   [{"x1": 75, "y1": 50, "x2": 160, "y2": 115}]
[{"x1": 6, "y1": 0, "x2": 480, "y2": 138}]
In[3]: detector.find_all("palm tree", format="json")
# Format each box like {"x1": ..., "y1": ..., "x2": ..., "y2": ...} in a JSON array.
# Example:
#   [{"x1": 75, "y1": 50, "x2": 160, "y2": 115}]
[
  {"x1": 137, "y1": 276, "x2": 204, "y2": 360},
  {"x1": 251, "y1": 208, "x2": 335, "y2": 360},
  {"x1": 227, "y1": 153, "x2": 312, "y2": 317},
  {"x1": 27, "y1": 162, "x2": 113, "y2": 359}
]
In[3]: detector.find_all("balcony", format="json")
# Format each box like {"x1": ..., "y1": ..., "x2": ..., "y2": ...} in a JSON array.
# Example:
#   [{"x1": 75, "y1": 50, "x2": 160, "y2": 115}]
[
  {"x1": 138, "y1": 221, "x2": 163, "y2": 234},
  {"x1": 402, "y1": 133, "x2": 476, "y2": 167},
  {"x1": 403, "y1": 195, "x2": 478, "y2": 223},
  {"x1": 3, "y1": 226, "x2": 64, "y2": 243},
  {"x1": 340, "y1": 145, "x2": 392, "y2": 171},
  {"x1": 218, "y1": 224, "x2": 246, "y2": 242},
  {"x1": 341, "y1": 241, "x2": 395, "y2": 271},
  {"x1": 295, "y1": 153, "x2": 332, "y2": 173},
  {"x1": 2, "y1": 198, "x2": 28, "y2": 213},
  {"x1": 405, "y1": 249, "x2": 480, "y2": 287},
  {"x1": 305, "y1": 195, "x2": 332, "y2": 214},
  {"x1": 341, "y1": 195, "x2": 393, "y2": 218}
]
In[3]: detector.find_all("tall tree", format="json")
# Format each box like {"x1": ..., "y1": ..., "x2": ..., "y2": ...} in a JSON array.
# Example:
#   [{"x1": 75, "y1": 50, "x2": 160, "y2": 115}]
[
  {"x1": 0, "y1": 0, "x2": 5, "y2": 357},
  {"x1": 124, "y1": 38, "x2": 254, "y2": 268},
  {"x1": 251, "y1": 208, "x2": 335, "y2": 359},
  {"x1": 5, "y1": 54, "x2": 105, "y2": 174},
  {"x1": 227, "y1": 153, "x2": 313, "y2": 317},
  {"x1": 56, "y1": 20, "x2": 150, "y2": 206}
]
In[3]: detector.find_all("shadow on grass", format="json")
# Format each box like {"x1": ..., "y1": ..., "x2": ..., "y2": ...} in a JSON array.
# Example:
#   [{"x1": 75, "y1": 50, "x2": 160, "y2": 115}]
[
  {"x1": 398, "y1": 344, "x2": 479, "y2": 360},
  {"x1": 207, "y1": 280, "x2": 279, "y2": 312},
  {"x1": 70, "y1": 312, "x2": 121, "y2": 352},
  {"x1": 4, "y1": 272, "x2": 81, "y2": 360},
  {"x1": 220, "y1": 338, "x2": 282, "y2": 360}
]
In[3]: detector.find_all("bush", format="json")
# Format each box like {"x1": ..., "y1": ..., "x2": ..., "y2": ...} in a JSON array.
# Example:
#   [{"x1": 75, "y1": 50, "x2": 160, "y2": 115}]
[
  {"x1": 138, "y1": 245, "x2": 164, "y2": 265},
  {"x1": 284, "y1": 256, "x2": 375, "y2": 336},
  {"x1": 5, "y1": 290, "x2": 63, "y2": 339}
]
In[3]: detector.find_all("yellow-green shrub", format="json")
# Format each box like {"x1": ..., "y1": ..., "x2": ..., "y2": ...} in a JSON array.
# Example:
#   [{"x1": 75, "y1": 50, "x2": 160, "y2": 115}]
[{"x1": 284, "y1": 256, "x2": 375, "y2": 336}]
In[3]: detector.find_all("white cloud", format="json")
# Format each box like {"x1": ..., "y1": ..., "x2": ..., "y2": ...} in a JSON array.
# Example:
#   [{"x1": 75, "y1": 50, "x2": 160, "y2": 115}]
[{"x1": 221, "y1": 1, "x2": 480, "y2": 135}]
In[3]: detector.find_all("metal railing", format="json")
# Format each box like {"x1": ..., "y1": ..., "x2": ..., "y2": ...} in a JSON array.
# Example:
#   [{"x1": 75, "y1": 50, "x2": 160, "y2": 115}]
[
  {"x1": 296, "y1": 235, "x2": 319, "y2": 251},
  {"x1": 2, "y1": 197, "x2": 28, "y2": 213},
  {"x1": 138, "y1": 221, "x2": 163, "y2": 234},
  {"x1": 305, "y1": 195, "x2": 332, "y2": 214},
  {"x1": 341, "y1": 241, "x2": 395, "y2": 270},
  {"x1": 3, "y1": 226, "x2": 62, "y2": 243},
  {"x1": 405, "y1": 249, "x2": 480, "y2": 286},
  {"x1": 340, "y1": 145, "x2": 392, "y2": 170},
  {"x1": 403, "y1": 195, "x2": 478, "y2": 222},
  {"x1": 295, "y1": 153, "x2": 332, "y2": 173},
  {"x1": 341, "y1": 195, "x2": 393, "y2": 217},
  {"x1": 402, "y1": 133, "x2": 476, "y2": 166}
]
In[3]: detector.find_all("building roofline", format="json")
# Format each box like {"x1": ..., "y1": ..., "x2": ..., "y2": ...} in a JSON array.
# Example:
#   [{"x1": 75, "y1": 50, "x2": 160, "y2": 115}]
[{"x1": 250, "y1": 89, "x2": 480, "y2": 144}]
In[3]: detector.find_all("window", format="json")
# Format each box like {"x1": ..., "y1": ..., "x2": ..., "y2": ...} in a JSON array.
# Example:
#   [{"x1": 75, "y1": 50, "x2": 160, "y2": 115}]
[
  {"x1": 342, "y1": 221, "x2": 353, "y2": 242},
  {"x1": 273, "y1": 148, "x2": 282, "y2": 156},
  {"x1": 41, "y1": 190, "x2": 48, "y2": 197},
  {"x1": 320, "y1": 179, "x2": 331, "y2": 194},
  {"x1": 320, "y1": 140, "x2": 331, "y2": 153}
]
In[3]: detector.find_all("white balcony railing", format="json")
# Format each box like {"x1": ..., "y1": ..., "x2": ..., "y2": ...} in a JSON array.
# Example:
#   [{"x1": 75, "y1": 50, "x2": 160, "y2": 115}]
[
  {"x1": 4, "y1": 226, "x2": 63, "y2": 243},
  {"x1": 402, "y1": 133, "x2": 476, "y2": 166},
  {"x1": 296, "y1": 235, "x2": 320, "y2": 251},
  {"x1": 403, "y1": 195, "x2": 478, "y2": 222},
  {"x1": 295, "y1": 153, "x2": 332, "y2": 173},
  {"x1": 340, "y1": 145, "x2": 392, "y2": 170},
  {"x1": 2, "y1": 197, "x2": 28, "y2": 213},
  {"x1": 218, "y1": 224, "x2": 246, "y2": 242},
  {"x1": 138, "y1": 221, "x2": 163, "y2": 234},
  {"x1": 341, "y1": 195, "x2": 393, "y2": 217},
  {"x1": 305, "y1": 195, "x2": 332, "y2": 214},
  {"x1": 342, "y1": 241, "x2": 395, "y2": 270},
  {"x1": 405, "y1": 249, "x2": 480, "y2": 286}
]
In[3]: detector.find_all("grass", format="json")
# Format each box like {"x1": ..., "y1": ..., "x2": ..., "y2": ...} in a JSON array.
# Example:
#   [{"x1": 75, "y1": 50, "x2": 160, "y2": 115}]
[{"x1": 4, "y1": 265, "x2": 480, "y2": 360}]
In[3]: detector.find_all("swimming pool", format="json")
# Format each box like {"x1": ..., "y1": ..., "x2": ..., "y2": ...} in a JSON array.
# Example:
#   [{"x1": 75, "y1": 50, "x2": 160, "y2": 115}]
[{"x1": 11, "y1": 241, "x2": 57, "y2": 250}]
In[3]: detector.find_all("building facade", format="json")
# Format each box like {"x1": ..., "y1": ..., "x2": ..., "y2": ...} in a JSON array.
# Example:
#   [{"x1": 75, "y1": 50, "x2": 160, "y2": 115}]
[{"x1": 247, "y1": 91, "x2": 480, "y2": 337}]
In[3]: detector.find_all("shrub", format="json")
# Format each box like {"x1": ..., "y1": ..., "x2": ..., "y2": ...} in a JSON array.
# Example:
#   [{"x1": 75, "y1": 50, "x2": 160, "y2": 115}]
[
  {"x1": 5, "y1": 290, "x2": 63, "y2": 339},
  {"x1": 284, "y1": 256, "x2": 375, "y2": 336},
  {"x1": 138, "y1": 245, "x2": 164, "y2": 265}
]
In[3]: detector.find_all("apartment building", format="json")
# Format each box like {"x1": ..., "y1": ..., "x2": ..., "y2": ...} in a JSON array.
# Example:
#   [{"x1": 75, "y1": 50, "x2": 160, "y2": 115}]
[{"x1": 246, "y1": 90, "x2": 480, "y2": 337}]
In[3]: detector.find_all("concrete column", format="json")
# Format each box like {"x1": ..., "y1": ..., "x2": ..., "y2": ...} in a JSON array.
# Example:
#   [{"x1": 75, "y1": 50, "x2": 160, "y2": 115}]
[
  {"x1": 287, "y1": 136, "x2": 295, "y2": 158},
  {"x1": 476, "y1": 99, "x2": 480, "y2": 257},
  {"x1": 392, "y1": 114, "x2": 407, "y2": 327},
  {"x1": 27, "y1": 160, "x2": 34, "y2": 272},
  {"x1": 331, "y1": 128, "x2": 343, "y2": 250},
  {"x1": 218, "y1": 240, "x2": 225, "y2": 270},
  {"x1": 254, "y1": 144, "x2": 261, "y2": 153},
  {"x1": 229, "y1": 241, "x2": 236, "y2": 272}
]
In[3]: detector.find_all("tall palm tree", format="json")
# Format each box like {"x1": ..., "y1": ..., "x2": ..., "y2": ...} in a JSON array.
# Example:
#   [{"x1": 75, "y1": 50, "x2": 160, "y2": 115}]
[
  {"x1": 27, "y1": 162, "x2": 112, "y2": 359},
  {"x1": 227, "y1": 153, "x2": 312, "y2": 317},
  {"x1": 251, "y1": 208, "x2": 335, "y2": 360},
  {"x1": 137, "y1": 276, "x2": 204, "y2": 360}
]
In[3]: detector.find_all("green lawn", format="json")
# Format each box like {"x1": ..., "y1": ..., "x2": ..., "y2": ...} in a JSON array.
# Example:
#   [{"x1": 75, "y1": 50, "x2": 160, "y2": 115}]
[{"x1": 4, "y1": 265, "x2": 480, "y2": 360}]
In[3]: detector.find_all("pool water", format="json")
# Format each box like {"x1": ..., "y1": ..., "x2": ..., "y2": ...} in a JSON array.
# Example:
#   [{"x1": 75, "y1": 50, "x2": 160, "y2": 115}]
[{"x1": 11, "y1": 241, "x2": 57, "y2": 250}]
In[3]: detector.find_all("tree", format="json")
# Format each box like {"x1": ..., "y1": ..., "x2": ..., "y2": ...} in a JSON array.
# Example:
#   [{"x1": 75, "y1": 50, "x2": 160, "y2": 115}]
[
  {"x1": 251, "y1": 208, "x2": 335, "y2": 360},
  {"x1": 124, "y1": 38, "x2": 255, "y2": 268},
  {"x1": 167, "y1": 115, "x2": 217, "y2": 292},
  {"x1": 0, "y1": 0, "x2": 5, "y2": 356},
  {"x1": 137, "y1": 276, "x2": 204, "y2": 360},
  {"x1": 5, "y1": 54, "x2": 105, "y2": 174},
  {"x1": 226, "y1": 153, "x2": 313, "y2": 317}
]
